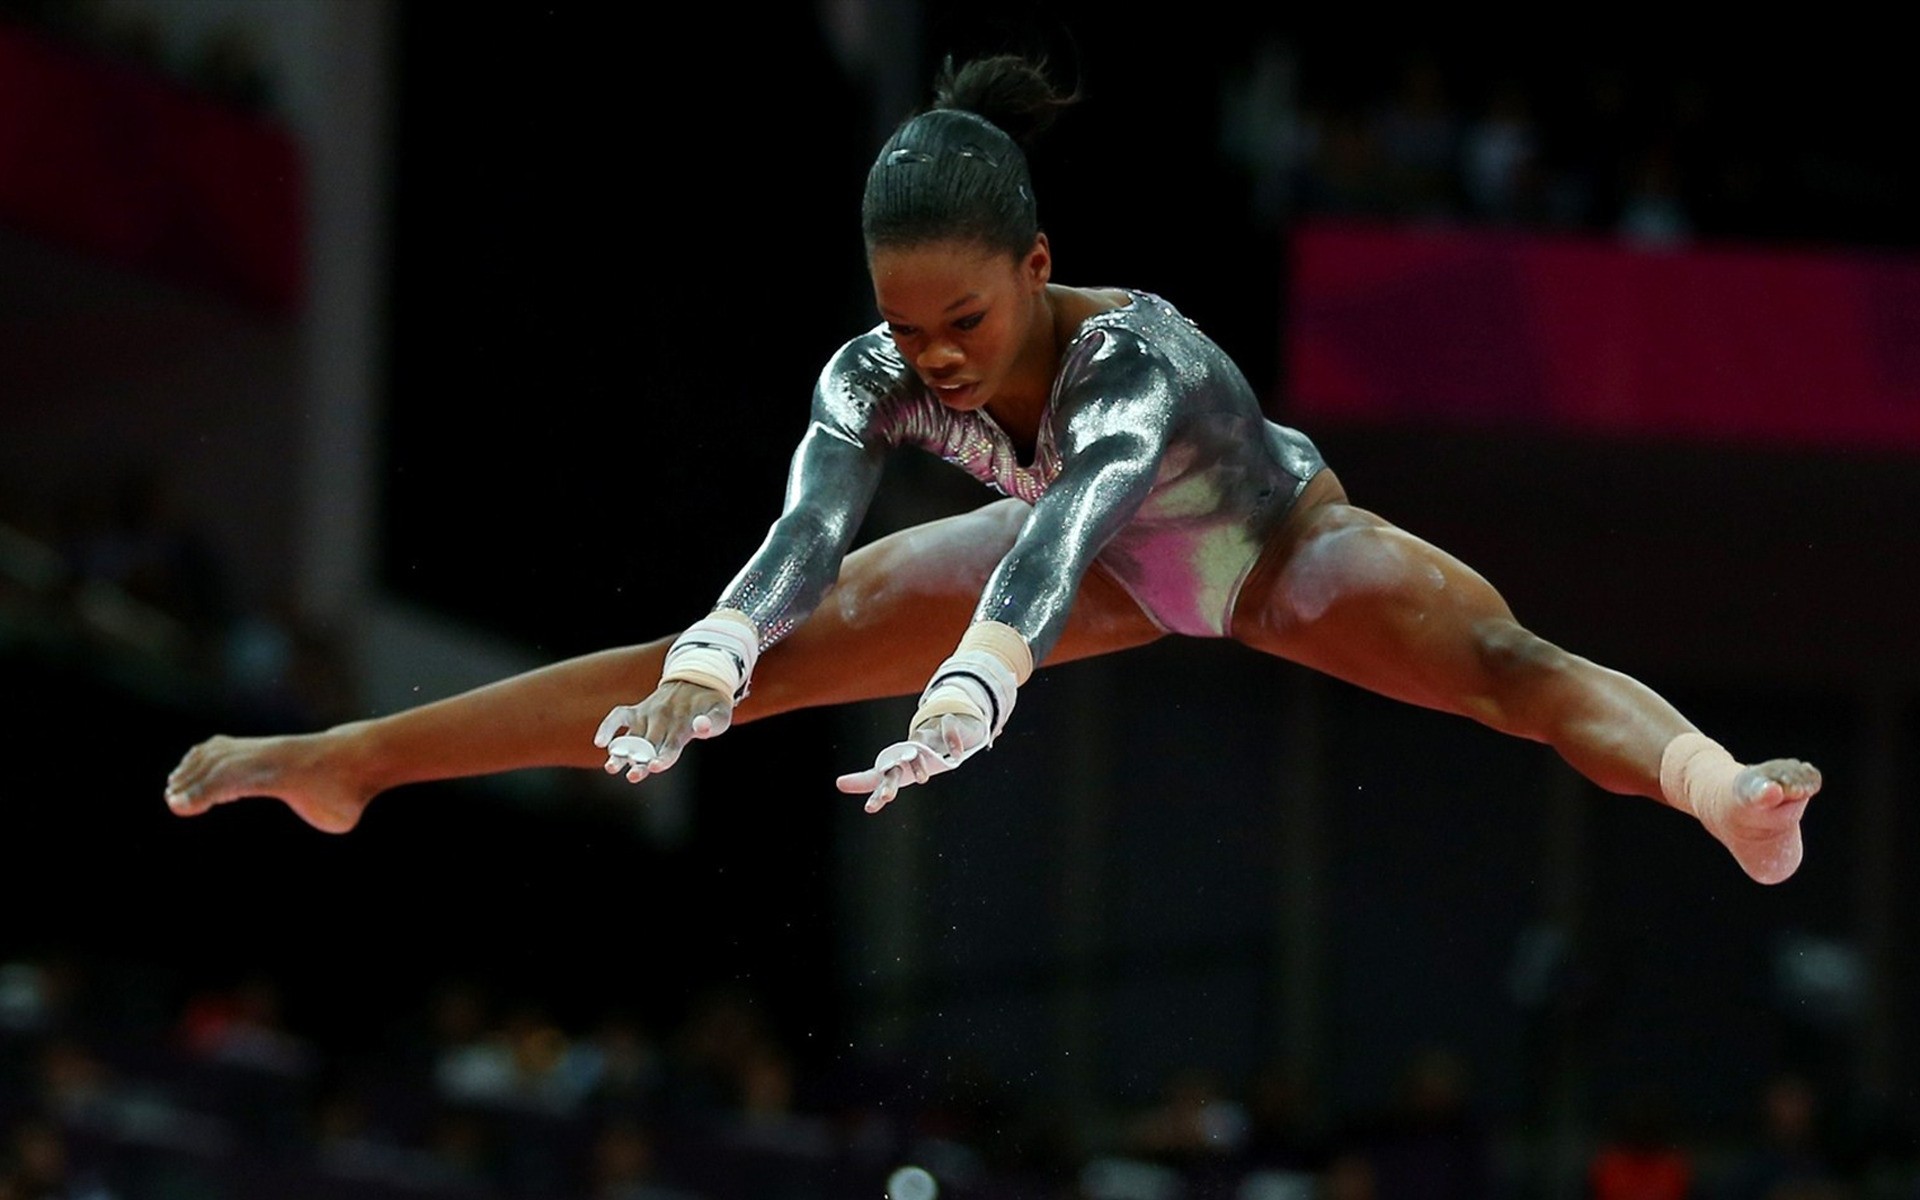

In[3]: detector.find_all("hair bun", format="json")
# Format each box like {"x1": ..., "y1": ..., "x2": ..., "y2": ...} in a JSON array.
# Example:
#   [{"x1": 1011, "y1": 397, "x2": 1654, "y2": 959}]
[{"x1": 932, "y1": 54, "x2": 1078, "y2": 148}]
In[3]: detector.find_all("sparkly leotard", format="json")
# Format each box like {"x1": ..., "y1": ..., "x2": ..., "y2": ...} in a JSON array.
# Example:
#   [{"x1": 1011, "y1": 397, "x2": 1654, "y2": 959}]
[{"x1": 716, "y1": 289, "x2": 1326, "y2": 658}]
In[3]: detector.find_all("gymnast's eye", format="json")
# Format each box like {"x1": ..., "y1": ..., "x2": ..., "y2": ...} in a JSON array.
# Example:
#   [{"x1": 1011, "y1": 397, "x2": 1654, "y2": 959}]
[
  {"x1": 953, "y1": 312, "x2": 984, "y2": 332},
  {"x1": 887, "y1": 323, "x2": 919, "y2": 339}
]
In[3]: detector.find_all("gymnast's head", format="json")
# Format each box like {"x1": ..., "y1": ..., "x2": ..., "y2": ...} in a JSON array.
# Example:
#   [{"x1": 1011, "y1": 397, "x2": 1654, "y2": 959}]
[
  {"x1": 863, "y1": 55, "x2": 1079, "y2": 403},
  {"x1": 862, "y1": 54, "x2": 1074, "y2": 260}
]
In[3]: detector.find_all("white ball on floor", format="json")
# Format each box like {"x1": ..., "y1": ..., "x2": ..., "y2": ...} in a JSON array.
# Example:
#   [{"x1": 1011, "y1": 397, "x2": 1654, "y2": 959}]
[{"x1": 887, "y1": 1165, "x2": 939, "y2": 1200}]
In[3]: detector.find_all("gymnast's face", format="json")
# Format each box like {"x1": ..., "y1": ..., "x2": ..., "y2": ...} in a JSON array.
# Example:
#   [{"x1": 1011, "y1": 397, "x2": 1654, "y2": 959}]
[{"x1": 869, "y1": 236, "x2": 1051, "y2": 414}]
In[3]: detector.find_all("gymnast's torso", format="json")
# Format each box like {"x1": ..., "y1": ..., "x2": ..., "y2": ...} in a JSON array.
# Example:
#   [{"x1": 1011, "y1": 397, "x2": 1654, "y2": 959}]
[{"x1": 718, "y1": 288, "x2": 1326, "y2": 652}]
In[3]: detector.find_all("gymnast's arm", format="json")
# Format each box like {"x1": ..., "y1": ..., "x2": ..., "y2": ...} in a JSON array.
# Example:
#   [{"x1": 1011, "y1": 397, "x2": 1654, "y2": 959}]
[
  {"x1": 975, "y1": 327, "x2": 1184, "y2": 661},
  {"x1": 973, "y1": 422, "x2": 1163, "y2": 662},
  {"x1": 164, "y1": 381, "x2": 887, "y2": 829},
  {"x1": 592, "y1": 416, "x2": 888, "y2": 774},
  {"x1": 838, "y1": 361, "x2": 1173, "y2": 807},
  {"x1": 713, "y1": 419, "x2": 889, "y2": 648}
]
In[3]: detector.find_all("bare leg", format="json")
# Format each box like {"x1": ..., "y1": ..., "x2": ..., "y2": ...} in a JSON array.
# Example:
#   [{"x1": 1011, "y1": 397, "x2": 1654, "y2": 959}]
[
  {"x1": 164, "y1": 499, "x2": 1163, "y2": 832},
  {"x1": 1232, "y1": 472, "x2": 1821, "y2": 884}
]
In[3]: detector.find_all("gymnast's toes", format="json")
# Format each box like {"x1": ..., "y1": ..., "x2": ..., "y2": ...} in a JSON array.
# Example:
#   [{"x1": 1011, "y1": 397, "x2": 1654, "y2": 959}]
[{"x1": 1735, "y1": 759, "x2": 1823, "y2": 810}]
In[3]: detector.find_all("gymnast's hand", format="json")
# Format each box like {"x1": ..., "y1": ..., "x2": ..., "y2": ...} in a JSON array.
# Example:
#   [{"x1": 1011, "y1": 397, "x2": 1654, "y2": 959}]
[
  {"x1": 836, "y1": 711, "x2": 991, "y2": 814},
  {"x1": 594, "y1": 680, "x2": 733, "y2": 783},
  {"x1": 840, "y1": 625, "x2": 1029, "y2": 813},
  {"x1": 598, "y1": 611, "x2": 759, "y2": 783}
]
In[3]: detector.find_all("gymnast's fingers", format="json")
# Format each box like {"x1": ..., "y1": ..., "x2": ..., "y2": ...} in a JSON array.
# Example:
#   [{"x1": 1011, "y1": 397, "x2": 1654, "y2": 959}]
[
  {"x1": 836, "y1": 766, "x2": 884, "y2": 794},
  {"x1": 594, "y1": 705, "x2": 639, "y2": 750},
  {"x1": 606, "y1": 734, "x2": 656, "y2": 782},
  {"x1": 863, "y1": 772, "x2": 902, "y2": 814}
]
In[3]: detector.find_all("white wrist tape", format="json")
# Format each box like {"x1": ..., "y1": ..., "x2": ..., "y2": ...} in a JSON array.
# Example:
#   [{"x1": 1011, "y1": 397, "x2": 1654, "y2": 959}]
[
  {"x1": 660, "y1": 609, "x2": 760, "y2": 702},
  {"x1": 910, "y1": 622, "x2": 1032, "y2": 746}
]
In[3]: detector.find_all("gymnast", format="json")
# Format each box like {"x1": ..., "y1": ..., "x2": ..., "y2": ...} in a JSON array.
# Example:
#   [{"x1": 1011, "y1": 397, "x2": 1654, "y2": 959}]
[{"x1": 164, "y1": 55, "x2": 1820, "y2": 884}]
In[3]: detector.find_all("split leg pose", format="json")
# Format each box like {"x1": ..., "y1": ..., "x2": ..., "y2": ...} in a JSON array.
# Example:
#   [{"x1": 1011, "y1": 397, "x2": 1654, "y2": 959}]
[
  {"x1": 166, "y1": 52, "x2": 1820, "y2": 886},
  {"x1": 163, "y1": 500, "x2": 1163, "y2": 833},
  {"x1": 1227, "y1": 472, "x2": 1819, "y2": 884},
  {"x1": 169, "y1": 474, "x2": 1817, "y2": 883}
]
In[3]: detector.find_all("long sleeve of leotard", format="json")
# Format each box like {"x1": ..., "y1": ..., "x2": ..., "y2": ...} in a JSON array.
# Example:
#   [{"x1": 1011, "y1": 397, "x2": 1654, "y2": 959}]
[
  {"x1": 969, "y1": 330, "x2": 1180, "y2": 661},
  {"x1": 713, "y1": 344, "x2": 890, "y2": 649}
]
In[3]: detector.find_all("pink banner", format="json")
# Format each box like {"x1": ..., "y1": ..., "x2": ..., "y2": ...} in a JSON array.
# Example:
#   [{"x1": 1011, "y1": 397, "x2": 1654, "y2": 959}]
[
  {"x1": 1285, "y1": 221, "x2": 1920, "y2": 450},
  {"x1": 0, "y1": 25, "x2": 304, "y2": 314}
]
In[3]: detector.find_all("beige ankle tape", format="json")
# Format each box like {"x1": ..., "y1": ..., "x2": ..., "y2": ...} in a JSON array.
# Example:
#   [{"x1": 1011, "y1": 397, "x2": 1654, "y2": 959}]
[
  {"x1": 1659, "y1": 732, "x2": 1743, "y2": 818},
  {"x1": 958, "y1": 620, "x2": 1033, "y2": 684}
]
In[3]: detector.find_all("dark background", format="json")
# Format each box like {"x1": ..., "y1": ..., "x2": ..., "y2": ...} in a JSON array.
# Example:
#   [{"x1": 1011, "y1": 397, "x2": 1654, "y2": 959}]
[
  {"x1": 373, "y1": 0, "x2": 1920, "y2": 1065},
  {"x1": 4, "y1": 4, "x2": 1918, "y2": 1198}
]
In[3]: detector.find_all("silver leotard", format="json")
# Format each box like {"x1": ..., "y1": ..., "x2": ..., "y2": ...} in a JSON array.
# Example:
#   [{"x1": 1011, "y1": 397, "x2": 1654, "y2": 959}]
[{"x1": 716, "y1": 289, "x2": 1326, "y2": 658}]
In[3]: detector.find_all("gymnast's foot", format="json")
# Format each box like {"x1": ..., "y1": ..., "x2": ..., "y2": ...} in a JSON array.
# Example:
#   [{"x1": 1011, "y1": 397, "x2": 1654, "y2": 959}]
[
  {"x1": 164, "y1": 732, "x2": 372, "y2": 834},
  {"x1": 1698, "y1": 759, "x2": 1822, "y2": 885}
]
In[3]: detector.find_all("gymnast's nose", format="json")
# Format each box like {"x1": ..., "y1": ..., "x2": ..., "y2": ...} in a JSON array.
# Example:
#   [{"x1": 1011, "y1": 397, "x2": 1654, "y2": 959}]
[{"x1": 916, "y1": 339, "x2": 964, "y2": 374}]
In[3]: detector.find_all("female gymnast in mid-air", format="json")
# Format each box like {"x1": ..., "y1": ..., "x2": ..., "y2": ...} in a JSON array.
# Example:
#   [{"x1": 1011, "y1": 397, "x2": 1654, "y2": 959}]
[{"x1": 165, "y1": 55, "x2": 1819, "y2": 884}]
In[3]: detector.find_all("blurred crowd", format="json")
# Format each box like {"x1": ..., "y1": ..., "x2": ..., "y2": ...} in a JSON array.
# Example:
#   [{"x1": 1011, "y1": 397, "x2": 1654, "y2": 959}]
[
  {"x1": 0, "y1": 0, "x2": 275, "y2": 114},
  {"x1": 0, "y1": 470, "x2": 351, "y2": 735},
  {"x1": 3, "y1": 953, "x2": 1914, "y2": 1199},
  {"x1": 1221, "y1": 43, "x2": 1907, "y2": 252}
]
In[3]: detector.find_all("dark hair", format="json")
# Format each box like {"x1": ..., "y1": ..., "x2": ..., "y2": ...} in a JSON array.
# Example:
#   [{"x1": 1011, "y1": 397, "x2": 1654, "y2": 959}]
[{"x1": 861, "y1": 55, "x2": 1079, "y2": 257}]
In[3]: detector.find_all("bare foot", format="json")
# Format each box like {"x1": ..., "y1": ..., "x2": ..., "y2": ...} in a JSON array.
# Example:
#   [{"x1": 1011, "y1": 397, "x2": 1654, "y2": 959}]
[
  {"x1": 164, "y1": 732, "x2": 373, "y2": 834},
  {"x1": 1698, "y1": 758, "x2": 1822, "y2": 885}
]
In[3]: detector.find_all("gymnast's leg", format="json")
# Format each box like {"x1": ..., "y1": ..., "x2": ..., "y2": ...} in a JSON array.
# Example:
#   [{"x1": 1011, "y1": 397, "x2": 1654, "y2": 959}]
[
  {"x1": 1231, "y1": 471, "x2": 1821, "y2": 884},
  {"x1": 164, "y1": 499, "x2": 1164, "y2": 833}
]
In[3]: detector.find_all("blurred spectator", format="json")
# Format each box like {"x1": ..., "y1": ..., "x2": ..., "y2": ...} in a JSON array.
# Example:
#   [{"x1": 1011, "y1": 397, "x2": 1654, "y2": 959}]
[
  {"x1": 0, "y1": 1, "x2": 278, "y2": 117},
  {"x1": 184, "y1": 20, "x2": 273, "y2": 113},
  {"x1": 734, "y1": 1039, "x2": 796, "y2": 1123},
  {"x1": 1461, "y1": 79, "x2": 1543, "y2": 225},
  {"x1": 1220, "y1": 37, "x2": 1314, "y2": 226},
  {"x1": 431, "y1": 984, "x2": 516, "y2": 1105},
  {"x1": 1537, "y1": 64, "x2": 1641, "y2": 230},
  {"x1": 1321, "y1": 1150, "x2": 1378, "y2": 1200},
  {"x1": 1588, "y1": 1087, "x2": 1694, "y2": 1200},
  {"x1": 1341, "y1": 1047, "x2": 1491, "y2": 1200},
  {"x1": 0, "y1": 0, "x2": 113, "y2": 53},
  {"x1": 500, "y1": 1005, "x2": 605, "y2": 1116},
  {"x1": 2, "y1": 1117, "x2": 118, "y2": 1200},
  {"x1": 1299, "y1": 110, "x2": 1393, "y2": 218},
  {"x1": 218, "y1": 591, "x2": 356, "y2": 730},
  {"x1": 1369, "y1": 54, "x2": 1464, "y2": 220},
  {"x1": 176, "y1": 974, "x2": 313, "y2": 1076},
  {"x1": 587, "y1": 1012, "x2": 664, "y2": 1117},
  {"x1": 1243, "y1": 1061, "x2": 1328, "y2": 1173},
  {"x1": 56, "y1": 467, "x2": 229, "y2": 670},
  {"x1": 668, "y1": 987, "x2": 791, "y2": 1120},
  {"x1": 1617, "y1": 143, "x2": 1693, "y2": 249},
  {"x1": 434, "y1": 999, "x2": 604, "y2": 1117},
  {"x1": 0, "y1": 961, "x2": 80, "y2": 1038},
  {"x1": 1122, "y1": 1066, "x2": 1250, "y2": 1167},
  {"x1": 1080, "y1": 1154, "x2": 1184, "y2": 1200},
  {"x1": 0, "y1": 502, "x2": 68, "y2": 630},
  {"x1": 36, "y1": 1038, "x2": 230, "y2": 1158},
  {"x1": 425, "y1": 1108, "x2": 495, "y2": 1191},
  {"x1": 36, "y1": 1040, "x2": 116, "y2": 1128},
  {"x1": 312, "y1": 1084, "x2": 469, "y2": 1193},
  {"x1": 587, "y1": 1116, "x2": 703, "y2": 1199},
  {"x1": 1719, "y1": 1074, "x2": 1842, "y2": 1200}
]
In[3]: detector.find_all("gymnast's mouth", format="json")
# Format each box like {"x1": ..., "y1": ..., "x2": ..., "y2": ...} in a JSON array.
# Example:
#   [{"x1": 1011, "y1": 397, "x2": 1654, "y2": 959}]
[{"x1": 930, "y1": 380, "x2": 979, "y2": 403}]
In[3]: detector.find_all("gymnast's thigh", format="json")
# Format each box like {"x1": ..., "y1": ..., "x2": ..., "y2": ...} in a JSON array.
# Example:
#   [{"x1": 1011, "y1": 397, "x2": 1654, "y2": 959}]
[
  {"x1": 1232, "y1": 486, "x2": 1529, "y2": 722},
  {"x1": 739, "y1": 499, "x2": 1164, "y2": 718}
]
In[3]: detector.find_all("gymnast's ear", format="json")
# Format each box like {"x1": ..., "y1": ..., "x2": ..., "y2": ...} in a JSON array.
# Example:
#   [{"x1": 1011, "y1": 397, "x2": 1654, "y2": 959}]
[{"x1": 1021, "y1": 233, "x2": 1052, "y2": 289}]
